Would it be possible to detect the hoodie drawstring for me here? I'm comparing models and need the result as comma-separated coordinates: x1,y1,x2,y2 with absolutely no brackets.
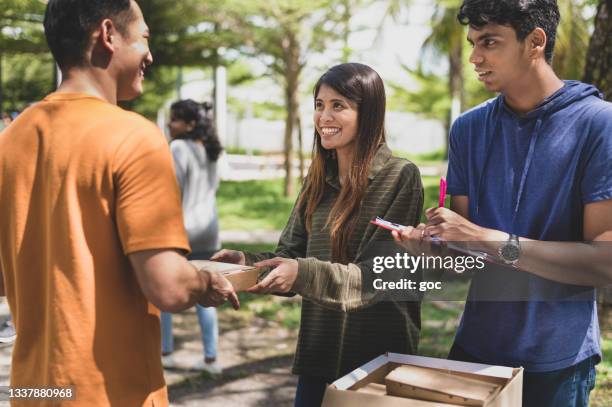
512,118,542,223
474,104,545,229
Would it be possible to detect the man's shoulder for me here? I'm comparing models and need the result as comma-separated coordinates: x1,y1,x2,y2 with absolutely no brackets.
454,96,499,129
98,108,166,152
584,96,612,121
107,108,161,134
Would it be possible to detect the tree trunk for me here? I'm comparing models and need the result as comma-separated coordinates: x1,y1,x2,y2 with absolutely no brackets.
341,0,352,63
297,112,305,182
282,31,301,197
583,0,611,101
446,40,464,157
283,84,296,197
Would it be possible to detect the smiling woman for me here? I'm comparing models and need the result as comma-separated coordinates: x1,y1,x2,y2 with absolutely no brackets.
212,63,424,407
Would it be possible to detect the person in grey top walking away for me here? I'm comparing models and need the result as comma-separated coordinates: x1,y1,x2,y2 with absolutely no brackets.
162,100,224,374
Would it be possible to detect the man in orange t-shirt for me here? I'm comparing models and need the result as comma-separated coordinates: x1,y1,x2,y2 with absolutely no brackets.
0,1,239,406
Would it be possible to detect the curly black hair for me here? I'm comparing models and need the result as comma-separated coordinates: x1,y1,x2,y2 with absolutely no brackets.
170,100,223,162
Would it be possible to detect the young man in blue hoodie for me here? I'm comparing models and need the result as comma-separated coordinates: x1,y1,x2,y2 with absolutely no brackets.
396,0,612,406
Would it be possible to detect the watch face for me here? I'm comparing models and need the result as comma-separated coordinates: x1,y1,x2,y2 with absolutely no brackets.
501,244,520,262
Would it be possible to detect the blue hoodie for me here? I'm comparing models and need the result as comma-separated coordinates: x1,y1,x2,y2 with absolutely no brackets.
446,81,612,372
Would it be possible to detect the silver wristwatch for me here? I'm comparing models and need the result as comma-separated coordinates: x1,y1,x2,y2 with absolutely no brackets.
498,234,520,265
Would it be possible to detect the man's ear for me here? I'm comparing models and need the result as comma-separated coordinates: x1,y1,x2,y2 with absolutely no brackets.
98,18,117,54
528,27,547,60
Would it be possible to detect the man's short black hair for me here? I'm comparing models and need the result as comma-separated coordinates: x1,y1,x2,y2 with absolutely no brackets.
457,0,561,64
44,0,135,69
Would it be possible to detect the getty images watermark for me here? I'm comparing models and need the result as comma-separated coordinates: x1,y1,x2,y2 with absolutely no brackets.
371,253,486,292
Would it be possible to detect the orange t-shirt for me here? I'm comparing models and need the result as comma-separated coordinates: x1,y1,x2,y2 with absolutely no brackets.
0,93,190,406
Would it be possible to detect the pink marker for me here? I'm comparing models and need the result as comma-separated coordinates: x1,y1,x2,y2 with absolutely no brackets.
438,177,447,207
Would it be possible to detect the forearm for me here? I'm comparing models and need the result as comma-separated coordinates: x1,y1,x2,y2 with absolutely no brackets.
517,240,611,286
171,262,212,311
292,257,381,312
130,250,212,312
479,228,612,287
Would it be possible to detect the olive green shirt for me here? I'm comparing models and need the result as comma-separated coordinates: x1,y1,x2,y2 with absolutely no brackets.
245,144,424,379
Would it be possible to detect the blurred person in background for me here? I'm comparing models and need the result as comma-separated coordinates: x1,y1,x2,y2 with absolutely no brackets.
1,112,13,131
161,99,224,374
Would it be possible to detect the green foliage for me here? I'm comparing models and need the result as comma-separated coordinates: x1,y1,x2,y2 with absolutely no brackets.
421,0,463,56
1,52,54,112
227,61,258,86
388,67,451,122
251,100,286,121
554,0,592,80
0,0,46,54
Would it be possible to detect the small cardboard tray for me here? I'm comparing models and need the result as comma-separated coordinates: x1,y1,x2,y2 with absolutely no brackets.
190,260,261,291
385,365,502,406
322,353,523,407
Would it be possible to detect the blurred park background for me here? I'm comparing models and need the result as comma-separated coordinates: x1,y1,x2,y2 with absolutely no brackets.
1,0,611,405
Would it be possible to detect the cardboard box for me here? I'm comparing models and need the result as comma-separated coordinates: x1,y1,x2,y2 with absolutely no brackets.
190,260,261,291
322,353,523,407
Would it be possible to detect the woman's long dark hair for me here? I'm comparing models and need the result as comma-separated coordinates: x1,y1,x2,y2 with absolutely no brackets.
170,99,223,161
298,63,386,263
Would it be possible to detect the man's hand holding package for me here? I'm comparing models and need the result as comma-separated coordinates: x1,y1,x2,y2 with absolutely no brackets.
130,249,240,312
246,257,298,294
197,269,240,310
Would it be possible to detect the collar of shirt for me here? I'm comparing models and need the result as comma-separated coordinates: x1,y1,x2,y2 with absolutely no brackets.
325,143,391,190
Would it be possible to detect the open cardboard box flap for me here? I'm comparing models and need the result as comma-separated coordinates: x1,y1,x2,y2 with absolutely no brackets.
323,353,523,407
190,260,261,291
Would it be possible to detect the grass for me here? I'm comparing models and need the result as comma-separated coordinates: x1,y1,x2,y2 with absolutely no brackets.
217,176,442,231
394,149,447,168
225,146,262,156
217,180,297,231
592,306,612,406
418,302,463,358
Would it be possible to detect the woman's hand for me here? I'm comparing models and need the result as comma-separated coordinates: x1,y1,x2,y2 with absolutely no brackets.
210,249,246,265
246,257,298,294
392,223,432,254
